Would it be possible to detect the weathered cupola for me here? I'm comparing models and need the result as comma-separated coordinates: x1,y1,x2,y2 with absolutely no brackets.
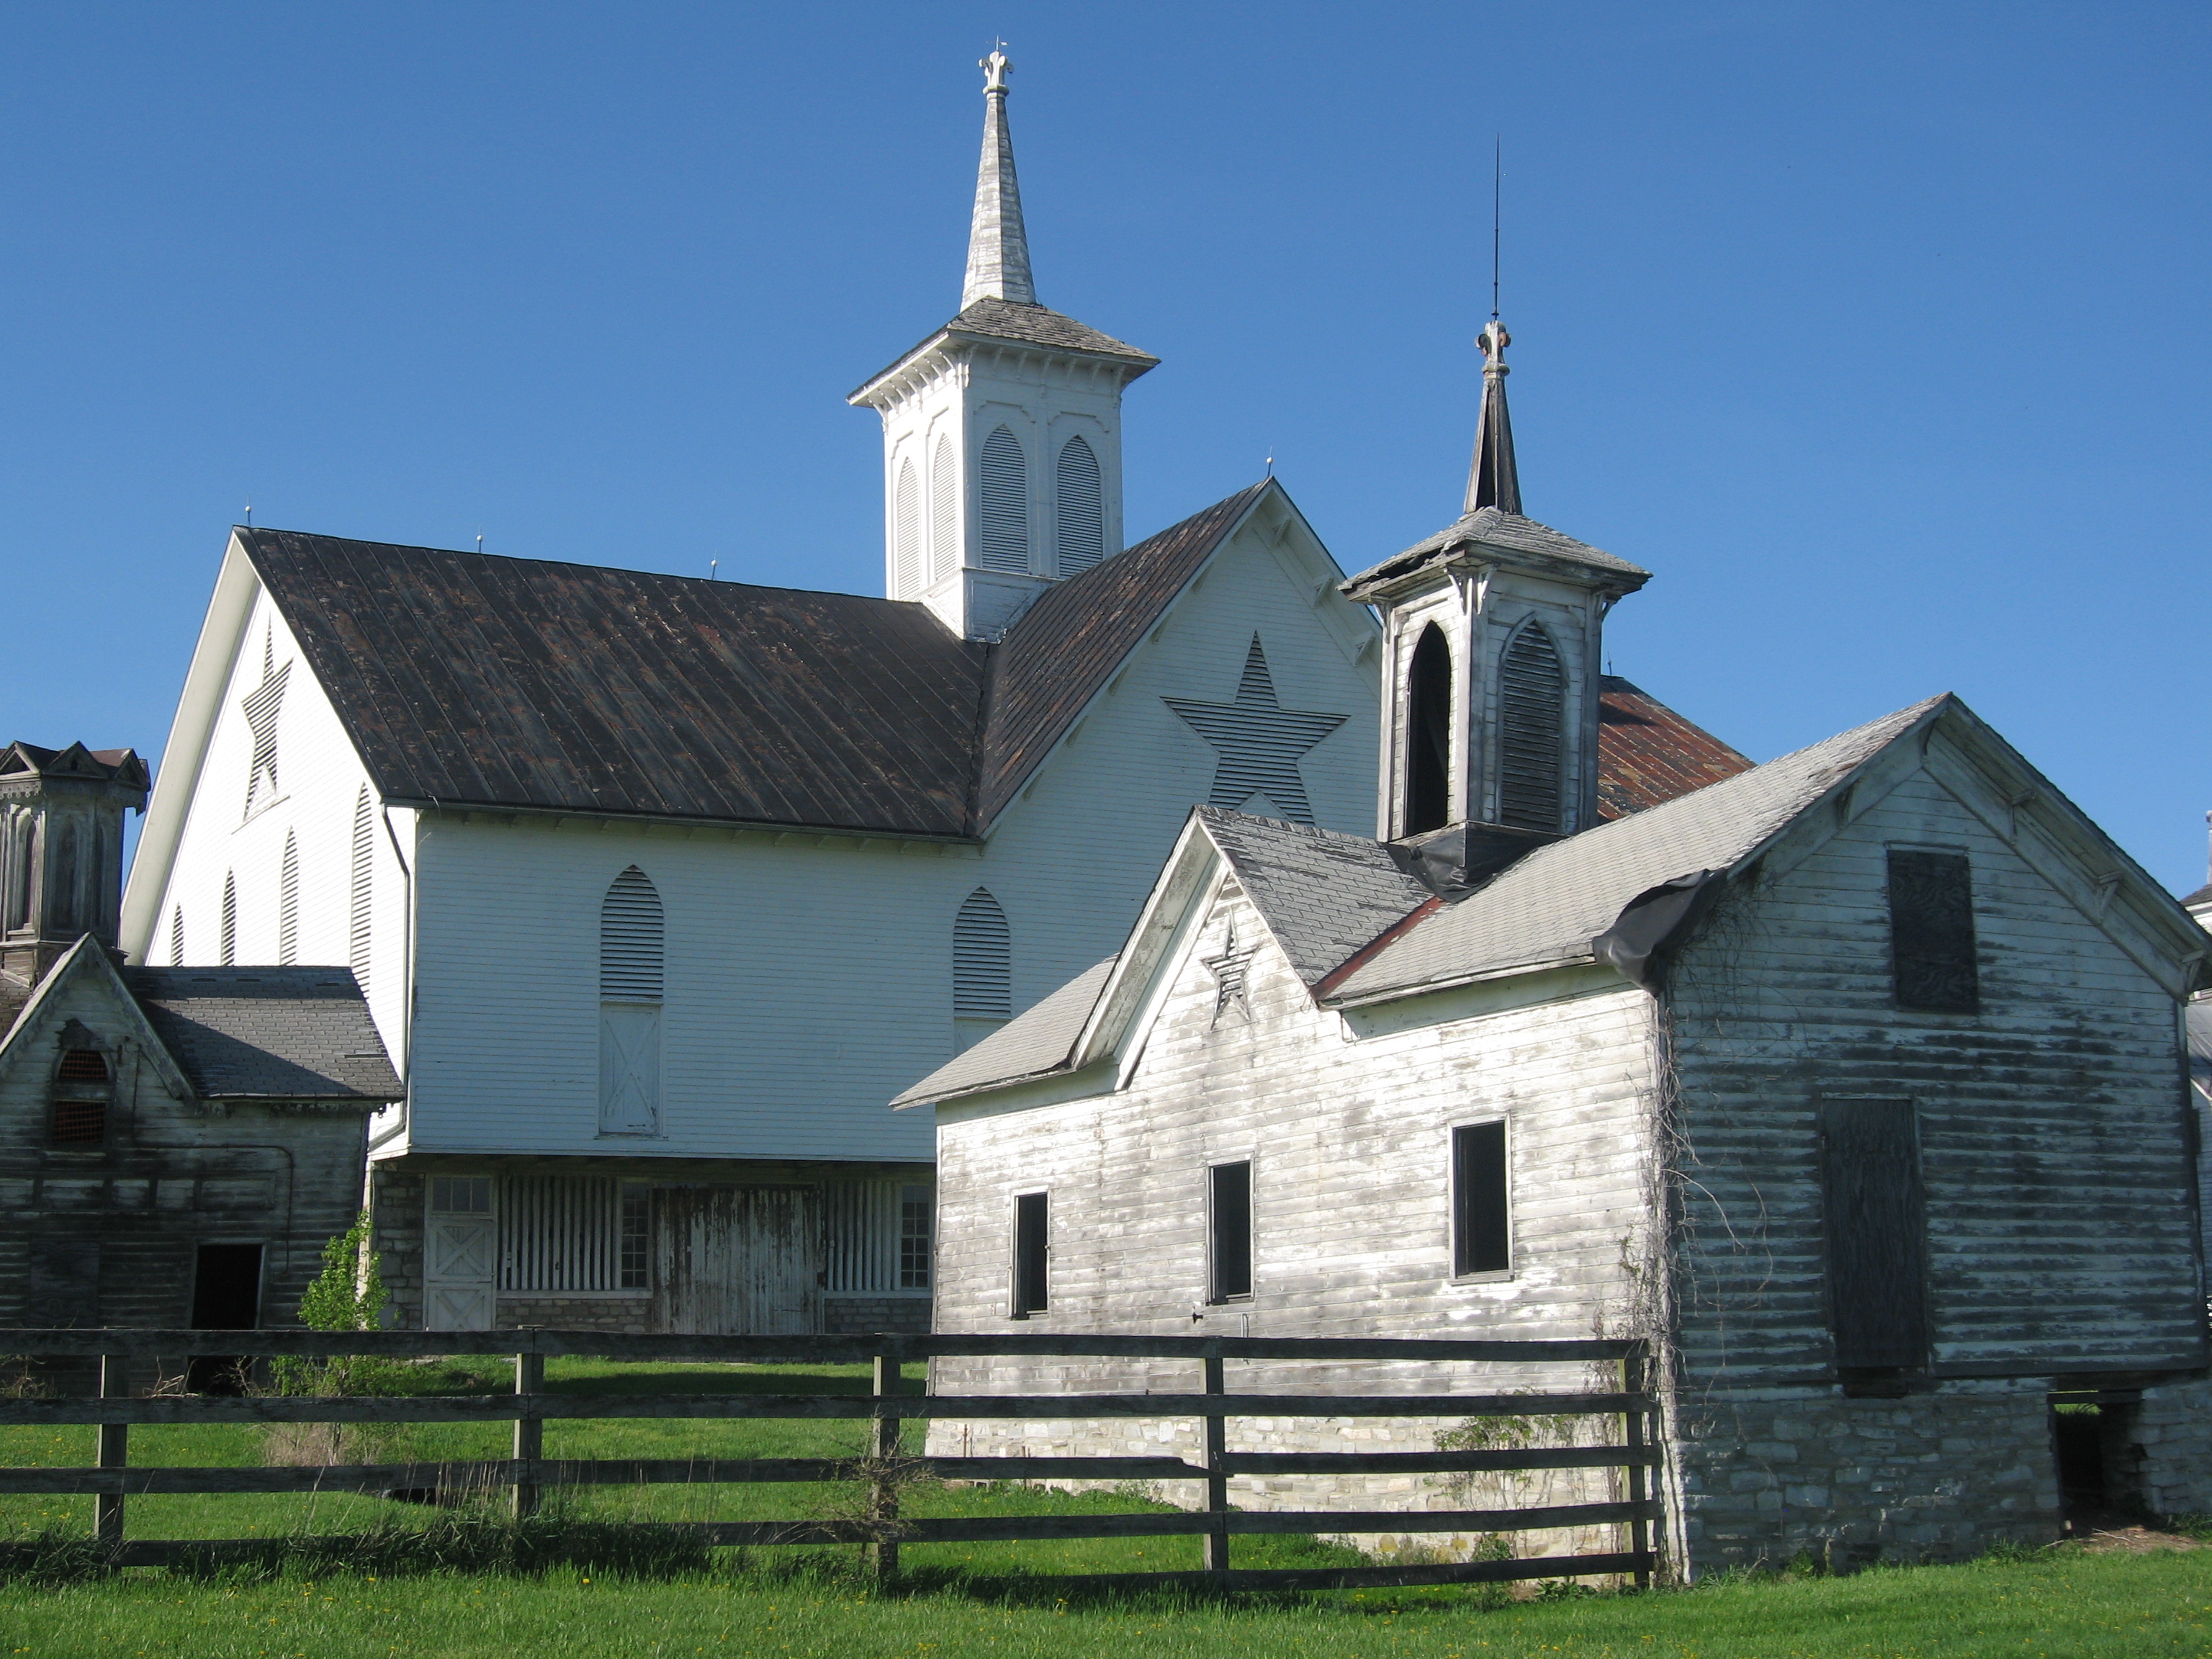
0,741,151,989
1341,321,1650,868
849,51,1159,641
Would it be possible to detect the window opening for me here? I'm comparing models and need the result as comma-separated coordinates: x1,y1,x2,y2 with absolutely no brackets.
278,832,299,966
50,1042,110,1147
1817,1097,1930,1371
1209,1161,1253,1300
930,434,958,580
1887,850,1979,1013
1056,434,1104,573
1012,1191,1048,1316
620,1187,651,1290
501,1174,623,1292
1452,1120,1511,1275
894,458,921,598
349,788,373,994
429,1176,493,1214
1497,624,1566,831
978,425,1029,572
1403,623,1452,835
219,871,237,966
900,1184,933,1290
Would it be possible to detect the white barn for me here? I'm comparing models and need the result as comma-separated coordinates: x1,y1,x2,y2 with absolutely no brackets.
901,322,2212,1572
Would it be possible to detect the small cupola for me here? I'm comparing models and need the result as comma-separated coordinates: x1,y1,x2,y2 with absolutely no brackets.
1341,320,1650,877
0,742,151,989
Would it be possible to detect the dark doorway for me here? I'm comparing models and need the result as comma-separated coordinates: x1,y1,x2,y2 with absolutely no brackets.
1403,624,1452,836
187,1243,262,1393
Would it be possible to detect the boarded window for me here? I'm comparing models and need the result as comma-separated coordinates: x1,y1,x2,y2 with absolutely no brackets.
1887,850,1979,1013
1209,1161,1253,1300
500,1174,622,1292
1452,1120,1511,1275
978,425,1029,572
1012,1191,1048,1316
1404,624,1452,835
1497,624,1566,832
220,871,237,966
349,788,373,994
930,434,958,580
1056,434,1104,573
600,866,665,1136
894,458,922,597
1817,1097,1930,1370
953,888,1011,1020
51,1042,111,1146
900,1184,933,1290
278,832,299,966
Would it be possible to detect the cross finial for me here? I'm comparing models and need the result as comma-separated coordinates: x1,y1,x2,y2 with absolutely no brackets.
981,47,1011,92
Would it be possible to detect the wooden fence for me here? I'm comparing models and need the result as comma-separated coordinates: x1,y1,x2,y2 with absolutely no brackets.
0,1328,1660,1592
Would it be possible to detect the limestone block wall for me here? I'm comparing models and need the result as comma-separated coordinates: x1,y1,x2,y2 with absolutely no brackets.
2125,1380,2212,1519
824,1294,931,1336
368,1166,425,1330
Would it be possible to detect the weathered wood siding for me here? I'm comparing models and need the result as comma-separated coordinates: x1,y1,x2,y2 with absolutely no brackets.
1664,755,2204,1383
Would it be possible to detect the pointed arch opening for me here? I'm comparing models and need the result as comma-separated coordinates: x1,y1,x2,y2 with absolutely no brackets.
930,435,958,581
977,426,1029,572
894,458,921,598
168,904,184,966
349,788,374,994
1498,621,1567,832
953,886,1011,1052
1403,624,1453,837
278,832,300,966
599,866,664,1136
219,871,237,966
1056,434,1103,574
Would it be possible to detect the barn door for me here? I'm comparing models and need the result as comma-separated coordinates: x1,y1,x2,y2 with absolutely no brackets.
652,1185,824,1335
1818,1098,1930,1370
423,1176,496,1331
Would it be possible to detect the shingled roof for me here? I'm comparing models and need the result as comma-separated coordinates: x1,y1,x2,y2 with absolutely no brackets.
124,967,402,1102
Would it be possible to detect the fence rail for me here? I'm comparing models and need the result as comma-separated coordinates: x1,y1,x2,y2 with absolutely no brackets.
0,1328,1660,1593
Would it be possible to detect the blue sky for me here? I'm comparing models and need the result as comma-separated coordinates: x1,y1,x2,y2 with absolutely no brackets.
6,4,2206,889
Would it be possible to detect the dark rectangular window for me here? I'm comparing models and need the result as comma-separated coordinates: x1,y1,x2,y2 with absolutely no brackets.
190,1243,264,1330
899,1185,933,1290
1887,849,1979,1013
1209,1161,1253,1300
1012,1192,1048,1317
1817,1098,1930,1370
49,1100,107,1145
619,1187,650,1290
1452,1120,1511,1276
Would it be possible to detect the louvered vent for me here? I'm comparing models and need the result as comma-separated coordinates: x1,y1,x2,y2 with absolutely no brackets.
931,436,958,580
500,1174,621,1292
240,658,289,818
349,787,373,993
977,426,1029,573
601,866,665,1000
1056,435,1103,574
278,832,300,966
168,906,184,966
953,887,1011,1019
1497,624,1566,832
219,871,237,966
894,459,921,598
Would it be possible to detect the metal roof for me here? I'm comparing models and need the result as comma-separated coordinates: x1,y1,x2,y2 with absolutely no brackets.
123,966,400,1102
1597,678,1755,821
1343,507,1650,596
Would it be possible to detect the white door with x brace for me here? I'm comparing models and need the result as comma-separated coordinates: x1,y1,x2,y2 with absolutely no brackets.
424,1175,496,1331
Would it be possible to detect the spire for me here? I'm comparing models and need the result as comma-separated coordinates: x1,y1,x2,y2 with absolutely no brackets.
1462,318,1522,516
961,49,1036,310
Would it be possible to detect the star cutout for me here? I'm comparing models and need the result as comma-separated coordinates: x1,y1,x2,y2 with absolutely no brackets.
1202,922,1254,1025
239,639,290,817
1164,634,1346,824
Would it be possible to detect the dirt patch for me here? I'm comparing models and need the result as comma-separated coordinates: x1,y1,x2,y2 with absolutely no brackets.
2078,1525,2207,1554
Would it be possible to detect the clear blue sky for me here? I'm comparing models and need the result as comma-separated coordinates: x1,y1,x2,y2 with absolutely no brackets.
6,4,2206,889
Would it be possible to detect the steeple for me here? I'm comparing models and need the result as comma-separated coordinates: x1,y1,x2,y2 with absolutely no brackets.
1463,319,1521,516
961,50,1035,309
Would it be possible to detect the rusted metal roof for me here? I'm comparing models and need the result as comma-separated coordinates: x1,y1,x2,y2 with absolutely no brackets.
243,486,1261,839
1596,678,1755,821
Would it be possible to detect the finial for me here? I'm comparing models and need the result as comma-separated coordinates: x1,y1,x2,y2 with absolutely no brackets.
1462,317,1521,516
1478,319,1510,372
981,46,1011,92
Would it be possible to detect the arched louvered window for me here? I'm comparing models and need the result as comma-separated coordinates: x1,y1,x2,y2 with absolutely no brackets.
219,872,237,966
168,905,184,966
278,832,300,966
349,787,373,994
1497,623,1567,832
930,435,958,580
894,459,921,598
1056,434,1103,574
599,867,664,1136
953,888,1011,1050
977,426,1029,573
1403,624,1453,837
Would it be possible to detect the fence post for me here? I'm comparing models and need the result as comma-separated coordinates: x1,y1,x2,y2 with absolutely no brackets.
513,1346,544,1521
1202,1351,1228,1578
1624,1346,1651,1588
871,1351,901,1583
95,1354,127,1552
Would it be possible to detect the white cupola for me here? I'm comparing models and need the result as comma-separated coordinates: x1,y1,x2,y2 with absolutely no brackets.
849,51,1158,641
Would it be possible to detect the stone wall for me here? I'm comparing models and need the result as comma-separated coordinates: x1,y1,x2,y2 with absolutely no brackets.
494,1295,649,1333
1669,1381,2062,1572
368,1165,424,1330
2122,1380,2212,1520
824,1294,931,1335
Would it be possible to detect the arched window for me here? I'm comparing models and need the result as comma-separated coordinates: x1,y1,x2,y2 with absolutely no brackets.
599,866,664,1135
168,904,184,966
894,458,921,598
977,426,1029,573
219,872,237,966
930,435,958,581
953,887,1011,1051
50,1033,110,1147
278,832,300,966
349,787,373,994
1498,623,1567,832
1056,435,1103,574
1403,624,1453,836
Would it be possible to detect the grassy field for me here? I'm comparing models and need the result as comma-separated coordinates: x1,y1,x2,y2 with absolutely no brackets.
3,1359,2208,1656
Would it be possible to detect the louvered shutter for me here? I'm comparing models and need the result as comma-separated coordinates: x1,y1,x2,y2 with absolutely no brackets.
349,788,373,993
1497,625,1566,832
277,832,299,966
977,426,1029,572
894,459,921,597
953,888,1011,1019
1056,435,1103,573
219,871,237,966
168,905,184,966
600,867,665,1136
600,867,664,999
931,436,958,580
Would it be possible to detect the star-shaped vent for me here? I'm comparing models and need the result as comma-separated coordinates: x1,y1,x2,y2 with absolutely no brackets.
240,648,290,818
1202,922,1254,1025
1164,635,1346,824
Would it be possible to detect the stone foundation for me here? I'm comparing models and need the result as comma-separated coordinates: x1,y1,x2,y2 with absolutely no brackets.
2122,1380,2212,1519
494,1295,650,1333
367,1166,425,1329
824,1294,932,1335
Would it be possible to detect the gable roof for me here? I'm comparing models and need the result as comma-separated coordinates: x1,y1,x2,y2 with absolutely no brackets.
124,967,401,1102
1196,807,1434,986
1597,678,1755,820
238,485,1275,841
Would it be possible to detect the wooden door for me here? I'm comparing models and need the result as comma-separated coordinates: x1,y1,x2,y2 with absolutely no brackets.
424,1180,497,1332
652,1185,824,1334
